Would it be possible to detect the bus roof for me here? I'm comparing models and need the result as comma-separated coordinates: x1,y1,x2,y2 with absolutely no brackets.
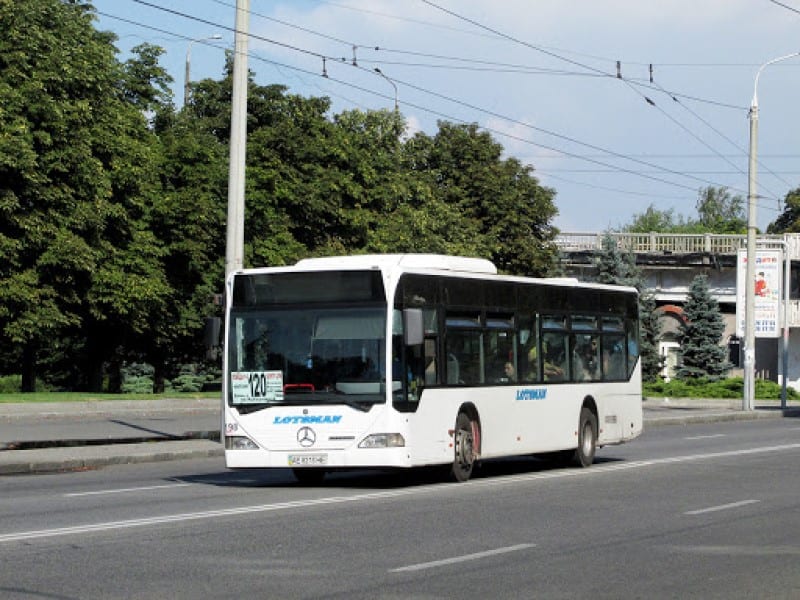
293,254,498,275
237,254,637,295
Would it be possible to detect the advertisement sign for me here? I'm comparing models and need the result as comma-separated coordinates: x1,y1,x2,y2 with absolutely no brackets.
736,249,782,338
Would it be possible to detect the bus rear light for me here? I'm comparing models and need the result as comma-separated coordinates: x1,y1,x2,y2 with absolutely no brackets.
225,436,259,450
359,433,405,448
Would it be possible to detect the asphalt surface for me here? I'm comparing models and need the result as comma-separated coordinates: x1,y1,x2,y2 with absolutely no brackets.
1,396,799,475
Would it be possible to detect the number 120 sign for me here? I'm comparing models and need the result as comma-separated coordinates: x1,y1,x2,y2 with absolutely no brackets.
231,371,284,403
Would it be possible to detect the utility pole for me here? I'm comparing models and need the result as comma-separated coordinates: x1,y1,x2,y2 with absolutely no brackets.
744,52,800,411
225,0,249,279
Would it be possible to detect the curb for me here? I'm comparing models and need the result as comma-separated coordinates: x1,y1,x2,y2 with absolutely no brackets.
0,440,223,475
643,409,795,427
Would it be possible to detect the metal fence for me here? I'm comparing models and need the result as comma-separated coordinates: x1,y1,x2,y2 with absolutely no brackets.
555,232,789,255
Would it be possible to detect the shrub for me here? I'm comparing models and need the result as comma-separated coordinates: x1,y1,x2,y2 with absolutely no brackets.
644,377,800,400
0,375,55,393
120,363,155,394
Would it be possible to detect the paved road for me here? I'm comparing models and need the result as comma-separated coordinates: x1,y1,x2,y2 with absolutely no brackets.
0,397,798,474
2,418,800,598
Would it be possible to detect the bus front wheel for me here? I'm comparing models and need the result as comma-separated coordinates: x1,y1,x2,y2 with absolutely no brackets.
573,407,597,468
450,412,477,482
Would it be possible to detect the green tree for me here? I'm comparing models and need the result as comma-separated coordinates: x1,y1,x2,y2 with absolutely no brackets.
594,233,638,286
767,186,800,233
624,187,745,234
120,42,174,129
144,112,228,390
638,292,662,383
0,0,170,391
676,274,731,380
624,205,682,233
694,186,745,233
404,122,558,275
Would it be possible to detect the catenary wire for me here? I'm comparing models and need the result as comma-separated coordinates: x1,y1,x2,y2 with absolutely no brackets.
104,4,785,214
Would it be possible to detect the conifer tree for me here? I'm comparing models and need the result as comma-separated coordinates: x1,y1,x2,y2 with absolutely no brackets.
677,274,731,380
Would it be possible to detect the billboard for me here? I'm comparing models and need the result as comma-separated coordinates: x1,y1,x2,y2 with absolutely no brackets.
736,249,782,338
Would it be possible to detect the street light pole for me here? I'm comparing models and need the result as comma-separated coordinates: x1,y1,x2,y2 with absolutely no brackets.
374,68,398,111
184,34,222,106
744,52,800,411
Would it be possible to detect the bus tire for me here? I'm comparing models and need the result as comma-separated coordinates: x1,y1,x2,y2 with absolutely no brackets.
292,468,326,485
573,407,597,468
450,412,477,482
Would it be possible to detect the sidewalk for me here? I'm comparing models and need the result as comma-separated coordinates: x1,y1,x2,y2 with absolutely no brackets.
1,397,799,475
0,398,222,475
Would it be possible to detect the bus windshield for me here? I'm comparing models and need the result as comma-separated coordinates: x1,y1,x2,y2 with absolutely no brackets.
228,306,389,411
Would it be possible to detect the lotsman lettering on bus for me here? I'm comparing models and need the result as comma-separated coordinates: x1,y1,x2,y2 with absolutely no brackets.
273,415,343,425
516,388,547,401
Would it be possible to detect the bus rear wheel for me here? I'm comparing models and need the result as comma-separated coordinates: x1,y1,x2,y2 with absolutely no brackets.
450,412,477,482
572,407,597,468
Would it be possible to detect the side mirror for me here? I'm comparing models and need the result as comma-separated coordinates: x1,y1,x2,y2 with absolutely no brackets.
403,309,424,346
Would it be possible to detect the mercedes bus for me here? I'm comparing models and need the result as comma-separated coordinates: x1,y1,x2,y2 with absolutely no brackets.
222,254,642,483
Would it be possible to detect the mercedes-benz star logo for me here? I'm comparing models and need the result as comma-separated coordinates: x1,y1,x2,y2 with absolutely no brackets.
297,426,316,447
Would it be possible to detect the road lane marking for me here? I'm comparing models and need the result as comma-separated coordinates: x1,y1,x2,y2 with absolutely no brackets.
3,442,800,544
684,499,760,515
389,543,535,573
684,434,725,440
64,483,192,497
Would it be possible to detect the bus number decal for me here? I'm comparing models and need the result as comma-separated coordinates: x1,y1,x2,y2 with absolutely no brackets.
232,371,284,403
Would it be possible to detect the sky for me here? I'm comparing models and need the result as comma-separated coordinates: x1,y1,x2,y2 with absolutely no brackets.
91,0,800,233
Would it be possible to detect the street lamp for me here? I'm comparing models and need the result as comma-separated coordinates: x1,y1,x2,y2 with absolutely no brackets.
374,68,398,111
744,52,800,411
184,34,222,106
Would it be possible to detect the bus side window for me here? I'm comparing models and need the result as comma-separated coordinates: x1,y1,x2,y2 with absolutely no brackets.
445,314,482,385
602,334,626,380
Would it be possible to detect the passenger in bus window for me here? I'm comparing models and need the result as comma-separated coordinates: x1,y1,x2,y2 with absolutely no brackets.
525,346,540,381
542,335,566,381
577,337,600,381
602,336,626,379
503,361,516,382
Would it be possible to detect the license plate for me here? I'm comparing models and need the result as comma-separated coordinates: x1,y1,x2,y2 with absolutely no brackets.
288,454,327,466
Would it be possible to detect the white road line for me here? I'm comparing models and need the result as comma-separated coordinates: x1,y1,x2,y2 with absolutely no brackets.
64,483,192,497
684,434,725,441
389,543,535,573
684,499,760,515
4,442,800,544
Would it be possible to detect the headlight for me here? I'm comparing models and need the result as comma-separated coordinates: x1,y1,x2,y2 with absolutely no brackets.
358,433,405,448
225,436,259,450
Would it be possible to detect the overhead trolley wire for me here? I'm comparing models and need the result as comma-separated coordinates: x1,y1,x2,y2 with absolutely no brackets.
112,1,782,211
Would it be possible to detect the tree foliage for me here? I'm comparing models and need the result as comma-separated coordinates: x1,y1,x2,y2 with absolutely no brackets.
0,2,560,391
767,186,800,233
0,0,170,391
624,186,746,234
676,274,731,380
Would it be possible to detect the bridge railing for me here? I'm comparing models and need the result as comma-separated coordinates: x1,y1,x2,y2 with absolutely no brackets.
556,232,788,255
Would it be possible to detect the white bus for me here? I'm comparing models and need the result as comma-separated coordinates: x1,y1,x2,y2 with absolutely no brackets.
222,254,642,483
